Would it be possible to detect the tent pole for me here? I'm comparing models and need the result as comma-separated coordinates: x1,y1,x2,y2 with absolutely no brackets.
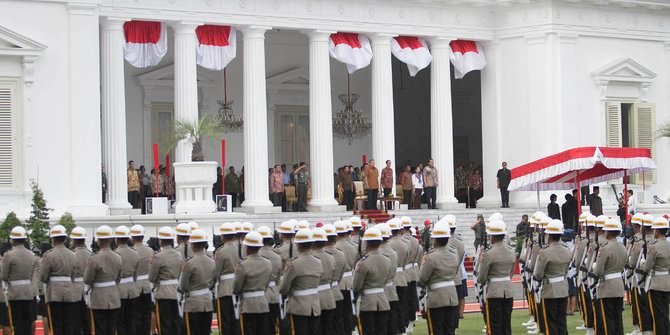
535,183,540,212
624,171,629,226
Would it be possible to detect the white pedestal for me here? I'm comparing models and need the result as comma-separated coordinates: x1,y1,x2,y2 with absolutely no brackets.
216,194,232,213
146,197,169,215
173,161,218,214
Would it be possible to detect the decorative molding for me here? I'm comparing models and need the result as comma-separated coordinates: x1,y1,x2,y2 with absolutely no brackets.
0,26,46,88
266,67,309,92
592,58,657,101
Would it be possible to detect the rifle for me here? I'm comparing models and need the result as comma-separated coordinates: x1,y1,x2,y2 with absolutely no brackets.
587,231,601,300
473,220,488,309
634,225,648,293
578,227,591,289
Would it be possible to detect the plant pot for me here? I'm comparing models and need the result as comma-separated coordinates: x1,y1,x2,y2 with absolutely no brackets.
173,161,218,214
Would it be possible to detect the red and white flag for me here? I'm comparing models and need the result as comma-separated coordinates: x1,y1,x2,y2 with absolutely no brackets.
329,33,373,74
391,36,432,77
196,25,237,71
123,21,167,68
449,40,486,79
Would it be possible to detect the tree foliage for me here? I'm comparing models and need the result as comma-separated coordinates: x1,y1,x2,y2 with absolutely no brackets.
162,115,224,161
0,212,23,242
26,180,51,247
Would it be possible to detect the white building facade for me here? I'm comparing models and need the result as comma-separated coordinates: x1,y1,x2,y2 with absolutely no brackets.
1,0,669,218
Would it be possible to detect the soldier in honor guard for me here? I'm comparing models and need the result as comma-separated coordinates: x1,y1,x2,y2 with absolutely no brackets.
418,220,460,335
589,218,626,335
237,222,254,260
350,217,363,258
335,220,357,335
279,228,323,335
532,219,571,335
273,221,296,269
149,226,184,335
352,227,391,335
625,213,644,335
476,219,516,335
256,226,283,334
213,222,241,335
232,230,273,335
527,215,551,335
131,224,155,335
323,223,346,335
638,216,670,335
70,226,91,335
628,213,654,335
520,214,539,331
444,215,465,327
578,214,599,335
84,225,122,335
573,212,591,332
401,216,422,332
114,225,140,334
0,226,37,335
588,214,609,334
387,219,410,335
175,223,192,260
40,225,78,335
311,228,337,335
375,223,399,335
179,229,215,335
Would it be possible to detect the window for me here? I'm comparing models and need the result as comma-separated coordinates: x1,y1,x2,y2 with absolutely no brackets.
606,101,656,184
0,80,16,188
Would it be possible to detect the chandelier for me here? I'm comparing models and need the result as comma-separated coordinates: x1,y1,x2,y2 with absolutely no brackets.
217,69,243,132
332,74,371,145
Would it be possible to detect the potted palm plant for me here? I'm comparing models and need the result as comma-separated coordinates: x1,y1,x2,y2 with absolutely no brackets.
164,115,224,214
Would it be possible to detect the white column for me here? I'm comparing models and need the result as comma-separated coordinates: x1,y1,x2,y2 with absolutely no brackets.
429,37,459,208
173,22,201,163
240,26,275,212
67,6,108,216
370,34,396,192
306,31,343,211
100,17,131,213
476,40,505,208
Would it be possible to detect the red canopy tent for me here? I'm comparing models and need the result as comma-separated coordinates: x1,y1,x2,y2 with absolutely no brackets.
507,146,656,215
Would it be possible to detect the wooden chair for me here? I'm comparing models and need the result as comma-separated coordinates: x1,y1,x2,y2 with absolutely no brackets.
285,186,297,212
337,184,344,205
353,181,367,212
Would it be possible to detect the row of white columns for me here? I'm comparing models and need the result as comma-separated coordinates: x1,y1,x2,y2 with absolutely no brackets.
100,18,458,213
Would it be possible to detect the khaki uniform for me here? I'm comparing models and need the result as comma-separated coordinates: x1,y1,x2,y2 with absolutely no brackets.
133,242,154,335
1,245,38,335
641,237,670,334
259,246,282,334
84,247,122,335
591,238,626,334
279,251,323,334
116,244,139,334
213,240,240,335
335,237,357,333
73,246,91,334
533,240,571,335
353,249,391,335
149,245,184,335
477,242,516,335
273,240,293,268
180,251,215,335
40,244,78,335
233,253,272,334
418,244,460,333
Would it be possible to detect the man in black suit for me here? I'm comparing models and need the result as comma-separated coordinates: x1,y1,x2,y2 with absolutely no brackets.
496,162,511,208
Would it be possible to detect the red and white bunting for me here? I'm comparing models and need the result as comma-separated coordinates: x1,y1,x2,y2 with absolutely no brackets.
123,21,167,68
449,40,486,79
391,36,432,77
329,33,373,74
196,25,237,71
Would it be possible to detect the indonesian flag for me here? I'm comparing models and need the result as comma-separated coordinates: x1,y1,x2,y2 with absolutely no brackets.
449,40,487,79
123,21,167,68
391,36,432,77
329,33,373,74
196,25,237,71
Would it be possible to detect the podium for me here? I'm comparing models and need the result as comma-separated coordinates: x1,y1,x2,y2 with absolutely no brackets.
216,195,232,213
145,197,169,215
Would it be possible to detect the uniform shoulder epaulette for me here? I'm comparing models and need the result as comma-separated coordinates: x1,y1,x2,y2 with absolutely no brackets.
261,255,270,261
359,254,369,261
289,256,298,262
44,249,53,254
273,243,283,249
649,239,658,245
186,256,193,262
